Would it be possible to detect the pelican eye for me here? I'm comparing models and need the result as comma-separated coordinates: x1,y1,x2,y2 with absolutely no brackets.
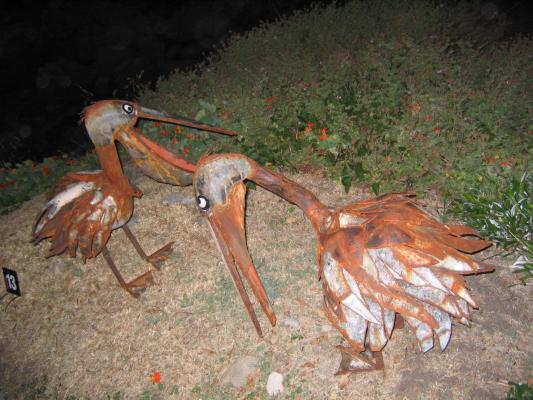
122,103,134,114
196,195,210,211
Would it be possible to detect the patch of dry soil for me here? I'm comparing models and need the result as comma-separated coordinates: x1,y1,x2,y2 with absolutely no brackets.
0,172,531,399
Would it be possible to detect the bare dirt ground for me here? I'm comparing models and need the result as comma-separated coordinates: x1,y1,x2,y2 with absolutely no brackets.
0,172,531,399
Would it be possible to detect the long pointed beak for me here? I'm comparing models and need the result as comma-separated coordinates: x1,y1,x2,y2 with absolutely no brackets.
205,183,276,337
138,106,237,136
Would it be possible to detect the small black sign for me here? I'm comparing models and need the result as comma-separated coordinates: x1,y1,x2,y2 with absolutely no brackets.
3,268,21,296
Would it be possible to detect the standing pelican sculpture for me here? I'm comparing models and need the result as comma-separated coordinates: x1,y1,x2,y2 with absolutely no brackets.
193,153,493,373
33,100,236,297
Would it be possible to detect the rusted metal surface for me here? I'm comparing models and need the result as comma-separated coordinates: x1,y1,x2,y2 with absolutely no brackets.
193,153,493,374
33,100,237,296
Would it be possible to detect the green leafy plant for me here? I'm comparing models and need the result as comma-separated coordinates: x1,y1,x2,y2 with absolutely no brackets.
451,172,532,284
507,381,533,400
1,0,531,229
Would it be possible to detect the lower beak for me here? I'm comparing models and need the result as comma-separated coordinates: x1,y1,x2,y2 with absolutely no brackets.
138,106,237,136
206,183,276,337
129,128,196,173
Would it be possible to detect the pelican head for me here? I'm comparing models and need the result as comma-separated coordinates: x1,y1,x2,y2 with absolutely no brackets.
193,153,329,336
82,100,237,185
194,154,276,336
83,100,236,147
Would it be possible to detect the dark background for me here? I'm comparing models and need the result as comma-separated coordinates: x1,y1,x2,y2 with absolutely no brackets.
0,0,530,164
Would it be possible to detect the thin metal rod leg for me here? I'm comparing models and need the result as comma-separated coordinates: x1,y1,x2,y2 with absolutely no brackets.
102,246,139,298
122,225,173,270
122,225,148,260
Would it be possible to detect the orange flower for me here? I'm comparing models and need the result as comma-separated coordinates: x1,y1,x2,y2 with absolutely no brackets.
174,125,183,134
42,165,50,176
434,127,442,135
151,371,161,384
499,160,512,168
183,147,190,156
408,102,421,114
319,133,330,141
172,136,178,145
161,129,170,137
155,121,161,127
425,114,433,122
265,96,276,103
486,155,499,164
320,127,329,135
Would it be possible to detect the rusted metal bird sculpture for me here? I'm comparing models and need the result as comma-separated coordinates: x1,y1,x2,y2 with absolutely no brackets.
193,153,493,374
33,100,236,297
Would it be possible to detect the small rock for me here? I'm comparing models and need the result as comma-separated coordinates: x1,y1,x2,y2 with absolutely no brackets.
162,192,196,207
220,356,259,389
280,317,300,330
266,371,284,396
285,215,298,224
510,255,530,272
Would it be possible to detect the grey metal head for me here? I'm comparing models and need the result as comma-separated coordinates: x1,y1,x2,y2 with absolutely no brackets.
193,154,252,213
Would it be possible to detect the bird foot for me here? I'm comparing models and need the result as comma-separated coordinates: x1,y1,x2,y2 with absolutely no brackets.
123,271,154,298
335,346,384,375
146,242,174,270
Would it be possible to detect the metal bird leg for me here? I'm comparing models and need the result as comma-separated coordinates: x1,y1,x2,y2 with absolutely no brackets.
100,226,174,297
101,247,153,298
122,225,174,270
335,346,384,375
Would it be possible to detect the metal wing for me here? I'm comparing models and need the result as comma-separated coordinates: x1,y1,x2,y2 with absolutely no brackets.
320,193,492,354
32,171,125,261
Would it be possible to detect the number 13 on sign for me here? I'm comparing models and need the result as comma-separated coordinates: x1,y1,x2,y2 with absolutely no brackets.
3,268,21,296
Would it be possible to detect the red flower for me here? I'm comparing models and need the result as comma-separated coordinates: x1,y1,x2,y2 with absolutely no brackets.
42,165,50,176
408,102,422,114
161,129,170,137
155,121,161,127
425,114,433,122
151,371,161,384
0,181,10,190
319,127,329,135
434,127,442,135
319,133,330,141
307,122,316,128
499,160,512,168
265,96,276,103
172,136,178,145
175,125,183,134
183,147,190,156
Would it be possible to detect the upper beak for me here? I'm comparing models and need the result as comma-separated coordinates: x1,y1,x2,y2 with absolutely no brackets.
204,182,276,337
138,106,237,136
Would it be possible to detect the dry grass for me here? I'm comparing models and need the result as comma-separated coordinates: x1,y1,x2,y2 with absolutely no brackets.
0,173,531,399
